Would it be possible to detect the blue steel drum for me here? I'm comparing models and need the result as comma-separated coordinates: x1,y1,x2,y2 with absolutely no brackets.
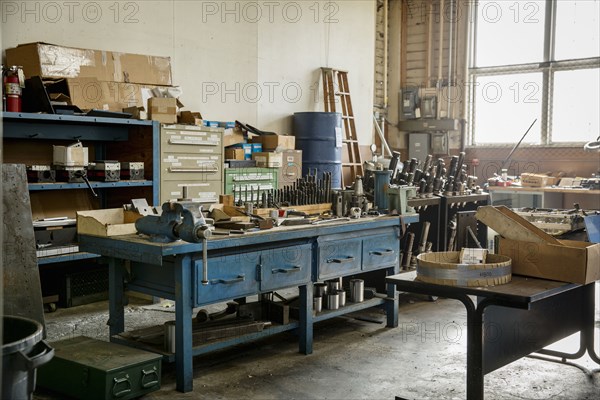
293,112,343,189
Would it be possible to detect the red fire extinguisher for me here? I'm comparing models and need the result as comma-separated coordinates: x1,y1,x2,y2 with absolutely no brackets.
4,66,24,112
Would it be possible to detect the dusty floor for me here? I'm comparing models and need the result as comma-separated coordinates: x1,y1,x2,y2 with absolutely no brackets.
35,289,600,400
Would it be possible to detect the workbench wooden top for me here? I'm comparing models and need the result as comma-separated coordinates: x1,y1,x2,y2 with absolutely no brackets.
79,214,419,265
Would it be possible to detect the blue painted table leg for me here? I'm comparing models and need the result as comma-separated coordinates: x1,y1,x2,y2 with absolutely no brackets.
175,255,194,393
386,266,399,328
299,284,313,354
108,257,125,337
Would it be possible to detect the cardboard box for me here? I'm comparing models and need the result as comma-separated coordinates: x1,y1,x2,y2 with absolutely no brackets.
251,143,262,153
53,144,89,167
178,111,203,126
252,152,283,168
278,150,302,188
497,238,600,284
225,148,246,160
7,42,172,86
477,206,600,284
46,77,147,112
223,126,245,147
520,173,559,187
148,97,177,124
229,143,253,160
77,209,141,237
250,134,295,151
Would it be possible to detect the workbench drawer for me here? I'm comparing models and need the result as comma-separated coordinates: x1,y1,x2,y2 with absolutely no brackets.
260,244,312,291
161,126,222,154
317,237,362,280
194,251,260,306
362,233,400,271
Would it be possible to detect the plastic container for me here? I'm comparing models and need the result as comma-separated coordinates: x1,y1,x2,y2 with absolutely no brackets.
2,315,54,400
293,112,343,189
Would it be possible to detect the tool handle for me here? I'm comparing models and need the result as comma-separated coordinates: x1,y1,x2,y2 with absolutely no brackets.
327,256,356,264
211,275,245,285
369,249,395,256
272,266,301,274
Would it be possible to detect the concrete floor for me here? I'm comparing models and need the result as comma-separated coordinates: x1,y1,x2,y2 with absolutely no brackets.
35,291,599,400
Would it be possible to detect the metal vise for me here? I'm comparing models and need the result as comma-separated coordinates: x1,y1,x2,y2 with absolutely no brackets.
135,202,212,243
387,185,417,215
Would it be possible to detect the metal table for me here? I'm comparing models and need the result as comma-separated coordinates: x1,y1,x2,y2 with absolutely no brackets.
80,215,418,392
386,272,600,400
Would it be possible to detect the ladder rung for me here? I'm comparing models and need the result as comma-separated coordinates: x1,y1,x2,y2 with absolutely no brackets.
335,92,350,96
342,139,358,143
342,163,363,166
341,116,354,120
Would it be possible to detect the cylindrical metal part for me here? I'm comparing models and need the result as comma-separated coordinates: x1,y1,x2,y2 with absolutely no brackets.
337,290,346,307
373,170,391,210
164,321,176,353
314,283,328,297
326,279,341,293
313,297,322,314
349,279,364,303
326,293,339,310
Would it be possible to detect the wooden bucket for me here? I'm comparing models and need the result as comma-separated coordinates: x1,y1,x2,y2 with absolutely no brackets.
416,252,512,287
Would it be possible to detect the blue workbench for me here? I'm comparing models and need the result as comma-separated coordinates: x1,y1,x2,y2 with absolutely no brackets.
79,215,418,392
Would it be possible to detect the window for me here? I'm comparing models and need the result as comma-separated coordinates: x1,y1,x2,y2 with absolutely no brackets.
468,0,600,145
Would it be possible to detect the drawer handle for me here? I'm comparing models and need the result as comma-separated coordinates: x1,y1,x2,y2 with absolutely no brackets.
272,266,301,274
370,249,395,256
169,139,218,146
211,275,245,285
169,167,218,173
112,376,132,398
141,367,159,388
327,256,355,264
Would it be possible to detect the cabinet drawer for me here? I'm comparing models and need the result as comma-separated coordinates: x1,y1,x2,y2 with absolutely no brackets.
317,238,362,280
362,234,399,271
161,181,222,204
260,244,312,291
161,126,222,154
194,251,260,306
161,153,222,181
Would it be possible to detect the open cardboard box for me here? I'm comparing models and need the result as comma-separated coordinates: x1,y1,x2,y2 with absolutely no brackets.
477,206,600,284
77,209,142,237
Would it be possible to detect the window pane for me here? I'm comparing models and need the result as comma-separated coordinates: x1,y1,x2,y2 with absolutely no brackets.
555,0,600,60
475,1,546,67
473,73,543,144
552,69,600,142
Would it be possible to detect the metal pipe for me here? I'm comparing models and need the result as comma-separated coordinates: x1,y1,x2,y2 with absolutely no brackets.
438,0,445,86
373,114,393,156
447,0,454,117
201,237,209,285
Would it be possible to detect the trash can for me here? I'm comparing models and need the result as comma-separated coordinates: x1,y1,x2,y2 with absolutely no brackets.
2,315,54,400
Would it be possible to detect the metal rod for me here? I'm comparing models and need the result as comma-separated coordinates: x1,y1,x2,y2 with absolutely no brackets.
501,119,537,171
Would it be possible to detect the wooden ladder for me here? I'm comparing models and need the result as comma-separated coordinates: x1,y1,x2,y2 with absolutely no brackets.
321,67,364,187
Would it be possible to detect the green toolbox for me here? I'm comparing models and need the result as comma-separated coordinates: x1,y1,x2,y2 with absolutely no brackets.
37,336,162,400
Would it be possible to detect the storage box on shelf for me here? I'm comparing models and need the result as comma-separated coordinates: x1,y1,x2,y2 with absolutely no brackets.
160,124,224,204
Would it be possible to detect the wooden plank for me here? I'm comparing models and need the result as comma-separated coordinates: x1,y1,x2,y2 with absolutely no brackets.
2,164,46,331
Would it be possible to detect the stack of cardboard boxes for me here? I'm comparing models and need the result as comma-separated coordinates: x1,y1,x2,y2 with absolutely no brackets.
6,42,176,118
224,129,302,190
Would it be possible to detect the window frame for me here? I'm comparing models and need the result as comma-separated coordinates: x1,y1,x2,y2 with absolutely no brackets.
466,0,600,147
